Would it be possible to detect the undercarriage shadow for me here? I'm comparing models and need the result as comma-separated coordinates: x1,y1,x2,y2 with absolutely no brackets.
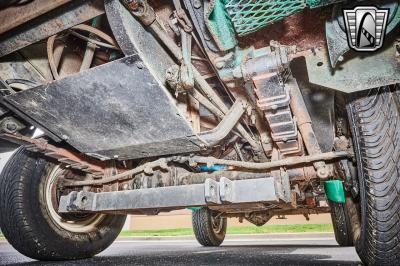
7,244,361,266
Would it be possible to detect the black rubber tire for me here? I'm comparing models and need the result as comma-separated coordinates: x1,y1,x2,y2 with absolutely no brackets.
192,208,227,247
329,195,360,247
330,201,353,246
347,85,400,265
0,148,126,261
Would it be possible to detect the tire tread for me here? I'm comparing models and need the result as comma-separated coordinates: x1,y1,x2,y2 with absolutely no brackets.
192,208,226,247
348,85,400,265
0,148,126,260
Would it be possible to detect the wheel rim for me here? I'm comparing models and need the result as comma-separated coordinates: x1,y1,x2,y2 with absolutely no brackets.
210,212,224,235
44,165,105,233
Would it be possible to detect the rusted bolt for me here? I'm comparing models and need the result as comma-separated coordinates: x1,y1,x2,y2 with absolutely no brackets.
215,61,225,69
123,0,140,11
317,166,329,179
5,122,17,132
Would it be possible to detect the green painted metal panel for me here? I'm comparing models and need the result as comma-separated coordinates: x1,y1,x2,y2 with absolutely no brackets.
206,0,237,51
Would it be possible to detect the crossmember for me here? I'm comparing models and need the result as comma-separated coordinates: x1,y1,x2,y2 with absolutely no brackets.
58,177,279,214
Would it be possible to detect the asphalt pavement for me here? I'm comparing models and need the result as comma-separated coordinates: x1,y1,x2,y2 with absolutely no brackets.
0,233,362,266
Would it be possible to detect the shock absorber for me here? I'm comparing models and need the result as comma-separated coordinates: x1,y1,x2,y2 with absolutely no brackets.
287,78,330,178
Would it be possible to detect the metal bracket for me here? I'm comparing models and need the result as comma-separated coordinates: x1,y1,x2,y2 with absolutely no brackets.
204,178,220,204
60,191,95,212
219,177,233,203
220,176,279,204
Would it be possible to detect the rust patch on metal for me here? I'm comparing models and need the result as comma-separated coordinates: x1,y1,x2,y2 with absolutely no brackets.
0,0,72,34
238,8,331,51
0,0,105,57
0,133,106,176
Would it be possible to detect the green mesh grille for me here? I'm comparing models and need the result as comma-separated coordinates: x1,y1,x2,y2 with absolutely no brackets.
224,0,306,36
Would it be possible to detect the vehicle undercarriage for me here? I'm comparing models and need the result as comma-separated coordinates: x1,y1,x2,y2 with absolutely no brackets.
0,0,399,265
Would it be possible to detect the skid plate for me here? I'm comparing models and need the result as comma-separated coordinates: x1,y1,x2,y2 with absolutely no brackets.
2,55,204,160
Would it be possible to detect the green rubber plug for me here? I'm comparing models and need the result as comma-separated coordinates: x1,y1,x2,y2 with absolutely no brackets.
324,180,346,203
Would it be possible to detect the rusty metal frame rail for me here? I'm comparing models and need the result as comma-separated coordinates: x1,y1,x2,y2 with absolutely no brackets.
0,0,104,57
0,133,105,176
0,0,72,35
